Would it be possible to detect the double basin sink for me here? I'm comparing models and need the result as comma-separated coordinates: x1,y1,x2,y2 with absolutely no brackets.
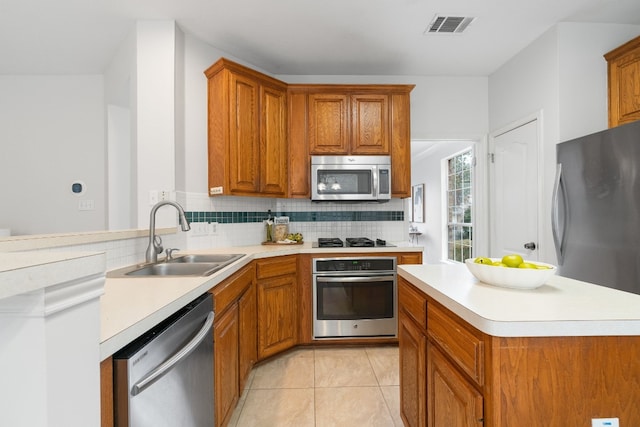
108,253,245,278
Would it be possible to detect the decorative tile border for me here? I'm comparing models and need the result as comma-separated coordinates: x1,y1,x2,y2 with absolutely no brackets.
185,211,404,224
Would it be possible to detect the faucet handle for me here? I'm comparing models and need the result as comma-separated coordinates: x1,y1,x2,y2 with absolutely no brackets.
154,235,163,254
165,248,179,261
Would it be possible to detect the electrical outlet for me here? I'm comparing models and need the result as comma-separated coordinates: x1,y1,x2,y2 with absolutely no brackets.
592,418,619,427
190,223,205,236
159,190,171,201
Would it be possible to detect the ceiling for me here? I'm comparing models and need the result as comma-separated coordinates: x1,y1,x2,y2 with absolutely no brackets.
1,0,639,77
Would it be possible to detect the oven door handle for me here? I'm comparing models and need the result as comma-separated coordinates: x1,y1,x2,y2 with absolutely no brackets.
316,275,395,283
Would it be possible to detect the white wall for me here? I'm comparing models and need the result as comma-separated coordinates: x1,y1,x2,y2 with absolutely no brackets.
135,21,179,228
104,26,136,230
0,75,105,235
488,22,640,264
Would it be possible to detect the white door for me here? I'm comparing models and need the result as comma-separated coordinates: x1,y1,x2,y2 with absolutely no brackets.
489,119,540,261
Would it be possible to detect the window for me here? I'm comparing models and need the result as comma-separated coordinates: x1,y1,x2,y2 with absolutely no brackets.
446,149,473,262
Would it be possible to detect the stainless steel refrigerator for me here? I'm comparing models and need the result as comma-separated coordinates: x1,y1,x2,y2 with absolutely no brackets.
553,119,640,295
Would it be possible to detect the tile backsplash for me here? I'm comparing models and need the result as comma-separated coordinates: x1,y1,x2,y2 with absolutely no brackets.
181,193,409,250
8,193,412,272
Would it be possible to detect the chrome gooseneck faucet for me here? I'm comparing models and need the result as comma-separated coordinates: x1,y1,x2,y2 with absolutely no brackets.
145,200,191,264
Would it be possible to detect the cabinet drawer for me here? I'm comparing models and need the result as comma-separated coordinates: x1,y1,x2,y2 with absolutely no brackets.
256,255,296,279
398,278,427,329
427,304,484,385
211,264,254,314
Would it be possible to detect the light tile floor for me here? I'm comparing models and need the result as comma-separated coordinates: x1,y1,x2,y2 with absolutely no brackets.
228,346,403,427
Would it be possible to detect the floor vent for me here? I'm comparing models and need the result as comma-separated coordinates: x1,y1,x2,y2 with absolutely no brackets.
425,15,475,34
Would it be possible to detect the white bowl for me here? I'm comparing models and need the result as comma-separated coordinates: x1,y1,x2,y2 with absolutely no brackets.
464,258,557,290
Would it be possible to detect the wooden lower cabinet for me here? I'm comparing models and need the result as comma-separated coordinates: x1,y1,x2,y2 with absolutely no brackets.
427,342,483,427
256,256,298,359
399,276,640,427
399,313,427,427
238,281,257,392
210,263,256,427
399,252,422,265
213,304,239,427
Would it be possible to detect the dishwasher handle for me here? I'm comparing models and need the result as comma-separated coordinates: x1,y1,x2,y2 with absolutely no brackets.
131,311,214,396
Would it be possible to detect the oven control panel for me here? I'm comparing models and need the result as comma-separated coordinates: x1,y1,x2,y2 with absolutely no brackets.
313,257,396,273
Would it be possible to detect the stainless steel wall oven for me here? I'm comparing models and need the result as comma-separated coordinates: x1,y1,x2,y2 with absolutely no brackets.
312,257,397,339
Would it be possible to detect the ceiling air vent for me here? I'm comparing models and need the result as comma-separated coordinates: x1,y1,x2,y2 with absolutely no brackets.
424,15,475,34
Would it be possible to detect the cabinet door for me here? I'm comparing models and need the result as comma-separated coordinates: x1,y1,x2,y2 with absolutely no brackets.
351,93,390,154
238,282,257,392
427,343,483,427
260,84,288,195
229,72,260,193
257,274,298,359
288,90,310,197
605,36,640,128
308,93,349,154
391,92,412,197
399,252,423,265
214,304,239,427
399,313,427,427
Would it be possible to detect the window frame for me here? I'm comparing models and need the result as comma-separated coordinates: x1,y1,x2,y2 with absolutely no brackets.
443,148,474,263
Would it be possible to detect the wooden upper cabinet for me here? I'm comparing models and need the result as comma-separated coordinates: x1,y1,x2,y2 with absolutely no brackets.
205,58,288,197
391,93,412,198
288,90,310,198
229,72,260,194
205,59,414,199
605,35,640,128
307,89,394,156
260,84,288,195
351,93,390,154
308,93,350,154
297,84,414,198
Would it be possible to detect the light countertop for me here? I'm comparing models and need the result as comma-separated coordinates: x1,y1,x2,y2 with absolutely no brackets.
99,243,422,360
398,263,640,338
0,251,105,300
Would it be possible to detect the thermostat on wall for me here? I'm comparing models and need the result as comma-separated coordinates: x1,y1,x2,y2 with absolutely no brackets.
71,181,86,196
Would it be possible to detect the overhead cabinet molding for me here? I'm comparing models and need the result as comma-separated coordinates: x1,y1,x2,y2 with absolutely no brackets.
205,58,414,199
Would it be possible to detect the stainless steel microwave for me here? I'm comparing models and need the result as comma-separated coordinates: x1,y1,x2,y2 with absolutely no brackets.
311,155,391,202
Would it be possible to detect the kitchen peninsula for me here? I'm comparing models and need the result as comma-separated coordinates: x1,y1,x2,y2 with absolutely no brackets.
397,263,640,427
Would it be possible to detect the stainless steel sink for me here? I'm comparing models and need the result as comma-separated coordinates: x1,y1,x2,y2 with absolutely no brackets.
167,254,245,264
107,253,246,277
124,262,223,277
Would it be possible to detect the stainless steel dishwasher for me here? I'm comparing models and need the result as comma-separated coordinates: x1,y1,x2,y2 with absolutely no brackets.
113,293,214,427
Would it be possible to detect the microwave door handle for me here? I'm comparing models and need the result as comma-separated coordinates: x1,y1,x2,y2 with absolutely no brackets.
316,275,395,283
373,166,379,198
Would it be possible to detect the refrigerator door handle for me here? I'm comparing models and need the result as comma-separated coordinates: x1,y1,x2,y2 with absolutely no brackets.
551,163,568,264
131,311,214,396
